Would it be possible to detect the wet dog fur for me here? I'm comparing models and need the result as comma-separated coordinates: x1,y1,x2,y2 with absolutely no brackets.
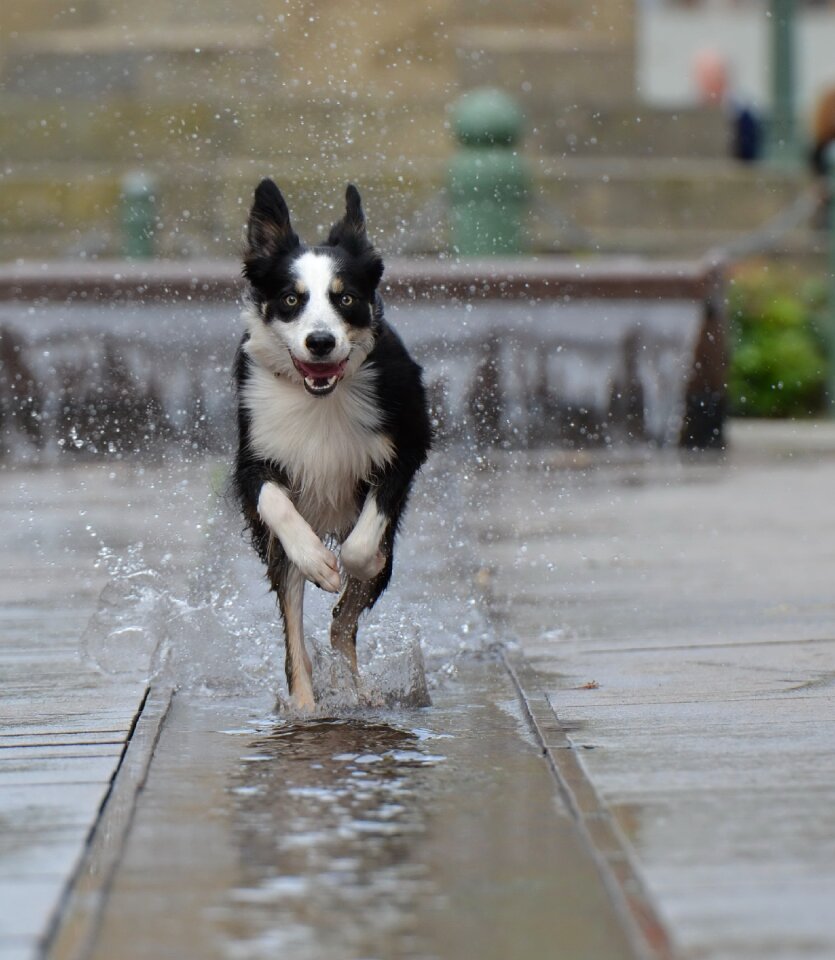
233,180,431,709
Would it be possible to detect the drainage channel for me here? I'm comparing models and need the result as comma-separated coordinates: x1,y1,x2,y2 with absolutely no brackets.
48,655,642,960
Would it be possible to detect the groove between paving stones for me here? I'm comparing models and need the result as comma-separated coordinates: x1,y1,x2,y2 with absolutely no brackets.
501,647,676,960
43,686,174,960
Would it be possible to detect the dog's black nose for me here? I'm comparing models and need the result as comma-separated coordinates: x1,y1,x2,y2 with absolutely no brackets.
305,332,336,357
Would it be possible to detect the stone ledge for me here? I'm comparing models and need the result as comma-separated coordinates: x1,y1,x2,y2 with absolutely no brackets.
0,256,720,304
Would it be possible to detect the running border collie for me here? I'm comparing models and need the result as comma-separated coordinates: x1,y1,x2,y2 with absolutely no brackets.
233,180,431,710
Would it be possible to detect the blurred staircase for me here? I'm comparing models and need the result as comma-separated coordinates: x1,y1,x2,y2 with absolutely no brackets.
0,0,816,260
453,0,813,257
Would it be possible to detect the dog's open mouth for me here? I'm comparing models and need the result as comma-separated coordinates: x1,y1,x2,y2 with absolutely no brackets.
292,356,348,396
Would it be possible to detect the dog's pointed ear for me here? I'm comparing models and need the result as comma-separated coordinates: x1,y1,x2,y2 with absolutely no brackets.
327,184,369,248
246,178,299,259
344,184,366,234
326,184,383,291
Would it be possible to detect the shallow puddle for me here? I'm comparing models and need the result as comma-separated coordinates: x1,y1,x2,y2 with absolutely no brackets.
86,658,635,960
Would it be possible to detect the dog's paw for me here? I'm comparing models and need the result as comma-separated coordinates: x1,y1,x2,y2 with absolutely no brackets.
286,534,341,593
340,536,386,581
290,682,316,712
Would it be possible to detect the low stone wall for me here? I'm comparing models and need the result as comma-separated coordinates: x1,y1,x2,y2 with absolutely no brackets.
0,257,726,460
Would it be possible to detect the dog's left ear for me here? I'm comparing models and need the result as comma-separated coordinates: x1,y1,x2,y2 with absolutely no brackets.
343,184,365,232
326,185,383,289
327,184,370,249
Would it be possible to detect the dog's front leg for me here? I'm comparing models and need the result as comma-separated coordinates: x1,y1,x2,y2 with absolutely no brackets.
331,575,382,674
258,481,341,593
276,563,315,711
340,492,388,582
341,455,422,581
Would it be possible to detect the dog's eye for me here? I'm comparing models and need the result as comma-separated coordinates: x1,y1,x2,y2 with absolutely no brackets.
283,293,299,308
340,294,354,307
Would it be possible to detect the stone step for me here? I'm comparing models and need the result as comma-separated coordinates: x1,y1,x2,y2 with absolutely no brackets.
0,156,809,261
1,0,101,34
2,25,279,100
4,220,822,264
0,161,445,261
0,94,452,165
536,157,803,233
529,103,728,159
92,0,279,27
454,0,584,30
0,92,728,165
456,27,635,108
532,223,828,261
1,9,456,102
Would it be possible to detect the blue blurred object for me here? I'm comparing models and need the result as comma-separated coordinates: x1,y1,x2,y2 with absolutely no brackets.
732,104,764,163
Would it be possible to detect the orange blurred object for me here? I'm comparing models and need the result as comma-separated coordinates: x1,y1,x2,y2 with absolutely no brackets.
693,48,729,105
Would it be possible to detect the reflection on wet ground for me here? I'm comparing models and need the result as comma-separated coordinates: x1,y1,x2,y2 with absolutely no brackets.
88,658,635,960
225,719,441,958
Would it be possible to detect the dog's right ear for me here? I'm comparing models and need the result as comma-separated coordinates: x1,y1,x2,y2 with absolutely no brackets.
245,179,299,261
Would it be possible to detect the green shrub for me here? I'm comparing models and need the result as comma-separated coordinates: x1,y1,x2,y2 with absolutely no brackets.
728,270,828,418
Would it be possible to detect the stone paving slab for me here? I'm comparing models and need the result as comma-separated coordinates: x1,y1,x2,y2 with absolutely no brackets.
0,784,112,831
0,462,209,960
0,881,68,940
0,733,127,749
0,745,123,761
1,829,90,880
0,760,124,788
545,639,835,707
0,944,35,960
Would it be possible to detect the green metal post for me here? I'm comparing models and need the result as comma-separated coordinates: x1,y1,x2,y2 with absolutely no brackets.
121,171,156,259
828,143,835,414
769,0,799,166
449,88,530,256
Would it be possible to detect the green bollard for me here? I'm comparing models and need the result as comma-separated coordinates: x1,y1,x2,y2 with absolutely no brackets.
121,171,157,259
827,143,835,414
768,0,800,166
449,88,530,256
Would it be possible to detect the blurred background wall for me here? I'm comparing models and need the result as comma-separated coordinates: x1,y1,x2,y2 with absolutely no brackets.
0,0,833,261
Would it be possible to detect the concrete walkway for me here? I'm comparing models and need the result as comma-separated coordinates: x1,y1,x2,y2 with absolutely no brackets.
472,420,835,960
3,421,835,959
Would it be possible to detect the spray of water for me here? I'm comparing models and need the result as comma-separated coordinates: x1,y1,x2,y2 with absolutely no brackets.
81,453,496,712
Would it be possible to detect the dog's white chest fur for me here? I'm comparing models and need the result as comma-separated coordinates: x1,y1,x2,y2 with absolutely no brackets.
242,361,393,532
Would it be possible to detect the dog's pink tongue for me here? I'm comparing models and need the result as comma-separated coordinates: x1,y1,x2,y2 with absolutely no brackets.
295,359,347,379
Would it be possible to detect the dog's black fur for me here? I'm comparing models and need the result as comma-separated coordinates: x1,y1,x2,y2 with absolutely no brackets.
233,180,431,708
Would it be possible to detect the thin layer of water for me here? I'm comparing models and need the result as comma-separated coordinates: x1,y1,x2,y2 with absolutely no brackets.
87,659,636,960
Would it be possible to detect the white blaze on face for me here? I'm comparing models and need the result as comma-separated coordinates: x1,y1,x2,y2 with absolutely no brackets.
244,248,376,391
290,251,349,363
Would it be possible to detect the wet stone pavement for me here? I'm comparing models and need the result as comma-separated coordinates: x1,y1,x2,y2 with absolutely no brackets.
2,421,835,959
0,461,207,960
473,421,835,960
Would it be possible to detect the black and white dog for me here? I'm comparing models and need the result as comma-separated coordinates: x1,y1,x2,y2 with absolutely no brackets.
234,180,431,710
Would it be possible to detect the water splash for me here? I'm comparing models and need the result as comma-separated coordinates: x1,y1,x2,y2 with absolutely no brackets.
81,454,491,710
